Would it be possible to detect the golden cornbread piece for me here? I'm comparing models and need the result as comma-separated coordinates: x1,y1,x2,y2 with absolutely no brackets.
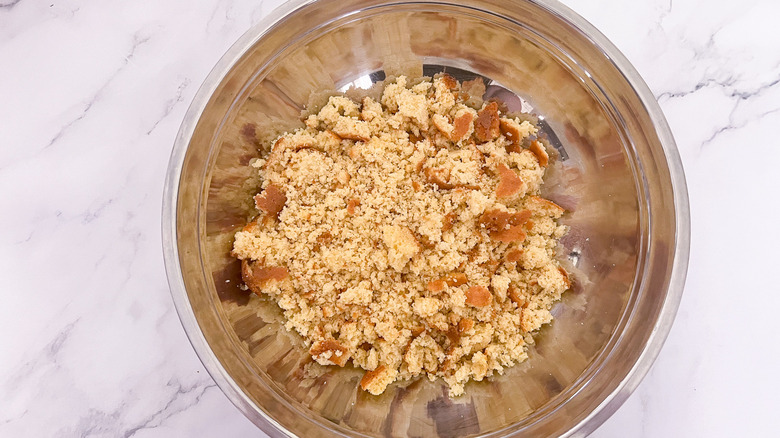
232,75,570,396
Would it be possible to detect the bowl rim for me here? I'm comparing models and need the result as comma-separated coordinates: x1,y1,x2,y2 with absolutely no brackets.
162,0,691,436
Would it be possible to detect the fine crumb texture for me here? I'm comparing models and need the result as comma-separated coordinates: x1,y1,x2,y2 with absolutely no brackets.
232,75,571,396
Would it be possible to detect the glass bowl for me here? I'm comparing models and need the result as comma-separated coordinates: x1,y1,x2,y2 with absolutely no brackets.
162,0,690,436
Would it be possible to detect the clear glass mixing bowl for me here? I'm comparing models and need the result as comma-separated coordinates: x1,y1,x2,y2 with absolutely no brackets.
162,0,690,436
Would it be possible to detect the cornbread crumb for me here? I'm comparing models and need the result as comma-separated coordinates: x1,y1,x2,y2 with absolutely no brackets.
360,365,398,395
382,225,420,271
233,75,570,396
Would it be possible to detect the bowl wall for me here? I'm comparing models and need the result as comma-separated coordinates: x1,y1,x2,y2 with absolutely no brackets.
164,1,689,436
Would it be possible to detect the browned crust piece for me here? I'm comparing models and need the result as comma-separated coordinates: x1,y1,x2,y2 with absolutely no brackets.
495,163,523,199
478,209,532,243
360,365,384,390
528,140,549,167
253,184,287,218
241,259,289,295
451,112,473,142
474,102,500,143
499,119,521,153
310,339,350,367
465,286,492,307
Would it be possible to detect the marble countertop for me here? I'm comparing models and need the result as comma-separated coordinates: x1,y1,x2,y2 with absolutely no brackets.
2,0,778,436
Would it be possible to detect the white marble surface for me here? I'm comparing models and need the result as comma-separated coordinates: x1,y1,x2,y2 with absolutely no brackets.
1,0,778,436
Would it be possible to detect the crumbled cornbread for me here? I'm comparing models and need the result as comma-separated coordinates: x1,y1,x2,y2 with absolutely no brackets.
232,75,570,396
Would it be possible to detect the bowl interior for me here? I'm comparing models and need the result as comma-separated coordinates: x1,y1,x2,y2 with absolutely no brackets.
171,1,682,436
